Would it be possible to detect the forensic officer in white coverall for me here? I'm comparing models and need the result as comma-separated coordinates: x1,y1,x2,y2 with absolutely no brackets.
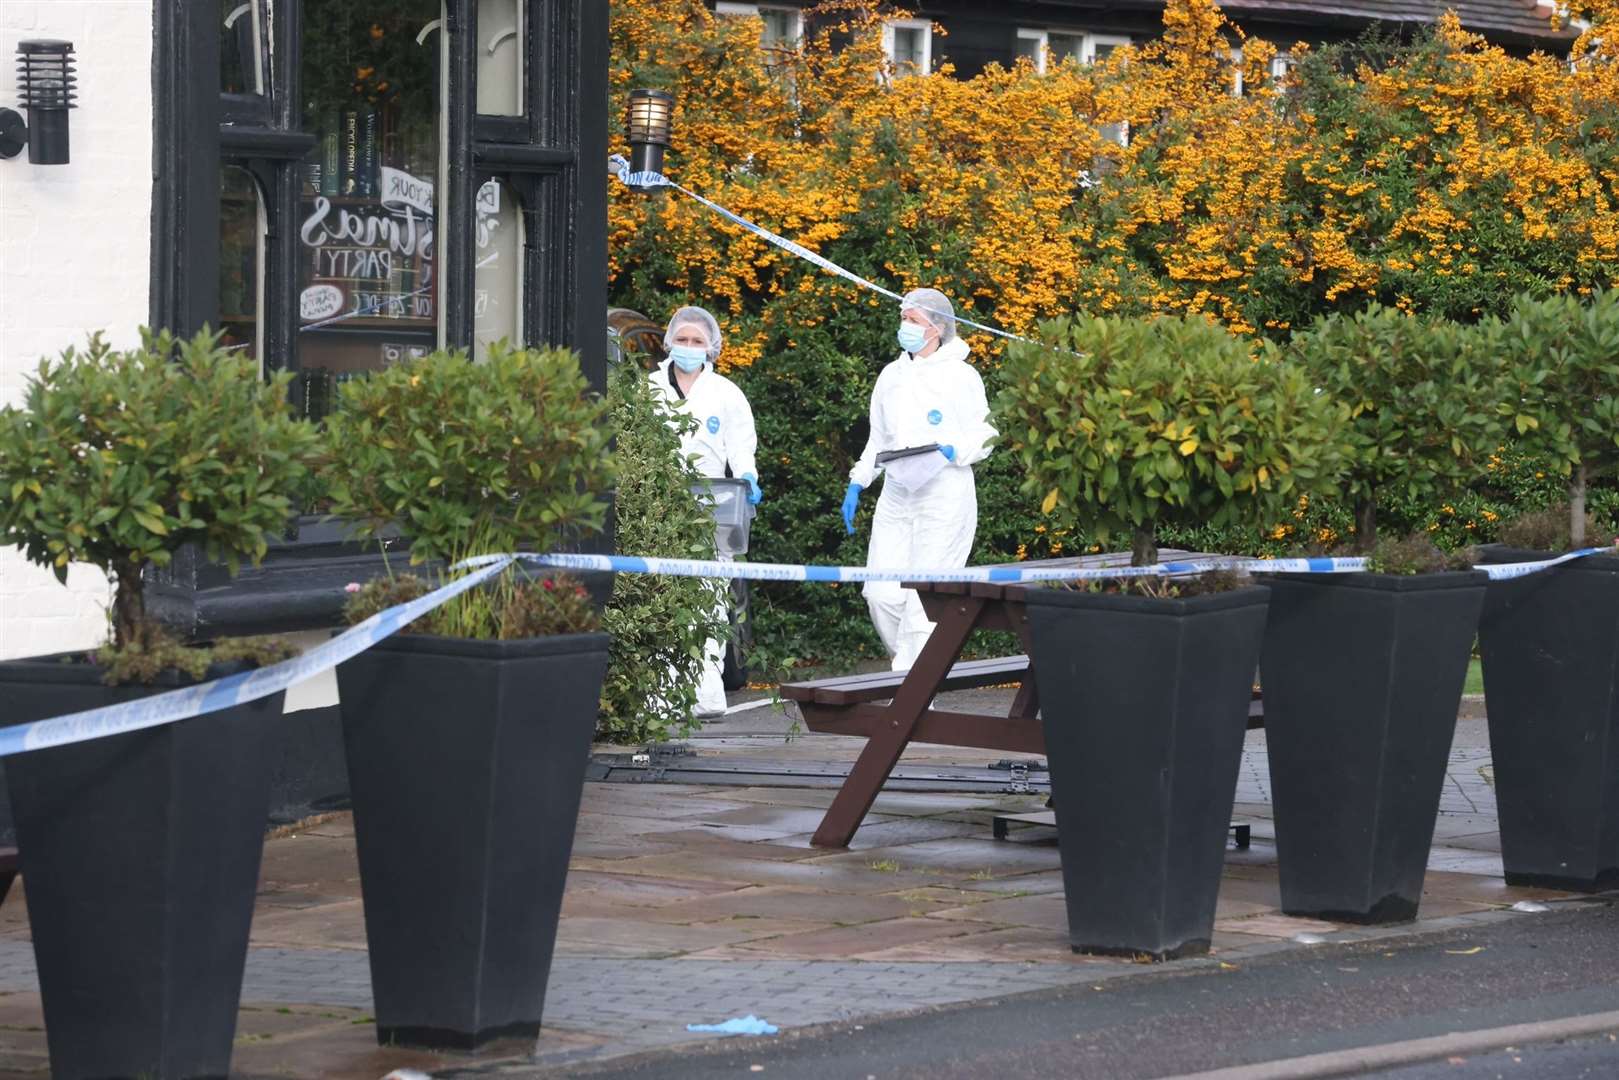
649,306,761,716
841,289,997,670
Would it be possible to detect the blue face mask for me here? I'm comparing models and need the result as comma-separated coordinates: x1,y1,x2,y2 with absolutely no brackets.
897,322,930,354
669,344,708,372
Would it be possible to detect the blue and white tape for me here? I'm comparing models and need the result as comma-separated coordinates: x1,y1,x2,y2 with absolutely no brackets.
610,156,1039,350
505,548,1612,583
0,555,516,759
505,551,1373,584
3,545,1610,758
1463,546,1613,581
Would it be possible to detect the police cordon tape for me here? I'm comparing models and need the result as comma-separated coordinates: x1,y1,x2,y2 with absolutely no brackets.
0,555,518,760
0,545,1611,759
480,547,1612,584
608,156,1044,351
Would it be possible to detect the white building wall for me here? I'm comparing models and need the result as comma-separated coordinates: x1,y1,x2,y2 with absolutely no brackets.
0,1,154,659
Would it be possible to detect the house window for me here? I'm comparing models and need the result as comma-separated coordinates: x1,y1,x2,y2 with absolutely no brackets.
1014,28,1045,68
1083,34,1130,64
884,18,932,75
1231,46,1245,96
1271,52,1297,82
716,2,803,51
1015,29,1127,73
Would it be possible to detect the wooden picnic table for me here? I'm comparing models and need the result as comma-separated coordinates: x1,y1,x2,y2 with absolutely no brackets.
780,550,1262,849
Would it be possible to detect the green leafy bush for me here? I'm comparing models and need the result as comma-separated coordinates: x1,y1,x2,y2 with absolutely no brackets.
1497,290,1619,548
0,329,318,662
323,343,611,564
322,343,613,639
597,363,728,743
997,314,1347,566
1280,307,1506,551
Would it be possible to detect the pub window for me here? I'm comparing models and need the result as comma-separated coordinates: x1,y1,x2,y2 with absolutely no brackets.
296,0,442,401
220,0,269,96
477,0,523,116
473,175,523,354
219,165,267,367
204,0,599,426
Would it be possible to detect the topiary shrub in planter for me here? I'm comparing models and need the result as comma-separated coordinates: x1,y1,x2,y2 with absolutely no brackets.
1475,290,1619,889
322,342,613,1050
998,314,1343,959
597,362,727,744
0,329,317,1079
1263,309,1501,923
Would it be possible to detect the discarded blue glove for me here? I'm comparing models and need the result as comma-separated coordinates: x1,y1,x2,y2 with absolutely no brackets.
686,1015,779,1036
939,444,956,463
842,482,863,535
742,472,762,505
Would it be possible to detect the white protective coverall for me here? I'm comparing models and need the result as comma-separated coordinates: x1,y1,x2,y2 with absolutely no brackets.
648,357,759,715
850,335,997,669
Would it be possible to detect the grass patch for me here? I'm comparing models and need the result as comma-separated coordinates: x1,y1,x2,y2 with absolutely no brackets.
868,859,902,873
1464,657,1483,697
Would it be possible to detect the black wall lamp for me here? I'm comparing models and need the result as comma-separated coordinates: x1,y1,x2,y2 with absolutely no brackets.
625,88,674,181
0,40,77,165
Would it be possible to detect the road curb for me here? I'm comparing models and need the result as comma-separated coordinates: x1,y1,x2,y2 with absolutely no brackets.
1165,1009,1619,1079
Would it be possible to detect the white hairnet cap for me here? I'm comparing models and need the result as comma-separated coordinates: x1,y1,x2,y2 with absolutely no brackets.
663,306,723,361
900,288,957,344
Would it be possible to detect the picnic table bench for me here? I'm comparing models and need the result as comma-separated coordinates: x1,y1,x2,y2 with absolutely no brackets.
781,551,1263,849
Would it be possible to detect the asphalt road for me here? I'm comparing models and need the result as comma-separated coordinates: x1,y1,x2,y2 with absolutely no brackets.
531,898,1619,1080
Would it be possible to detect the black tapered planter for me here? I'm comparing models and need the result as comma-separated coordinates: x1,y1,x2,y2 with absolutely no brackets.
1476,546,1619,890
336,630,610,1050
0,655,280,1080
1024,585,1270,960
1261,571,1486,923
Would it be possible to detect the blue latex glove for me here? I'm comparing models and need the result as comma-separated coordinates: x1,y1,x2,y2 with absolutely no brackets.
841,482,863,535
742,472,762,505
939,444,956,463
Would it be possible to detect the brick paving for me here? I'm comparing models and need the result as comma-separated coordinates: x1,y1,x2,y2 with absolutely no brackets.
0,697,1574,1078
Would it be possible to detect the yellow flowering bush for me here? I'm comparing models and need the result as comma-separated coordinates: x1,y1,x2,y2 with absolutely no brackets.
607,0,1619,660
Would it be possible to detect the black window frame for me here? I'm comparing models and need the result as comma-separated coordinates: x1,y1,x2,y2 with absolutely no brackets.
151,0,608,399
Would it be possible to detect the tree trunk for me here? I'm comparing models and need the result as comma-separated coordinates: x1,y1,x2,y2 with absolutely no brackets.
112,562,148,650
1132,525,1159,568
1354,495,1377,555
1571,463,1588,550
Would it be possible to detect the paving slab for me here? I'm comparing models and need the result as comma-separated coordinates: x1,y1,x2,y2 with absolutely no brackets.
924,892,1071,932
0,693,1585,1077
807,836,1063,879
713,916,980,959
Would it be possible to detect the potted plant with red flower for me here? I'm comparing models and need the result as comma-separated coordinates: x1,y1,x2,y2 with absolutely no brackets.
323,342,613,1049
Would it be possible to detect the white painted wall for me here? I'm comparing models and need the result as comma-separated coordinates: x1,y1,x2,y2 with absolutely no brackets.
0,1,154,659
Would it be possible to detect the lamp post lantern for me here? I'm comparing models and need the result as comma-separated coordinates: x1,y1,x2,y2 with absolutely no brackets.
625,88,673,180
